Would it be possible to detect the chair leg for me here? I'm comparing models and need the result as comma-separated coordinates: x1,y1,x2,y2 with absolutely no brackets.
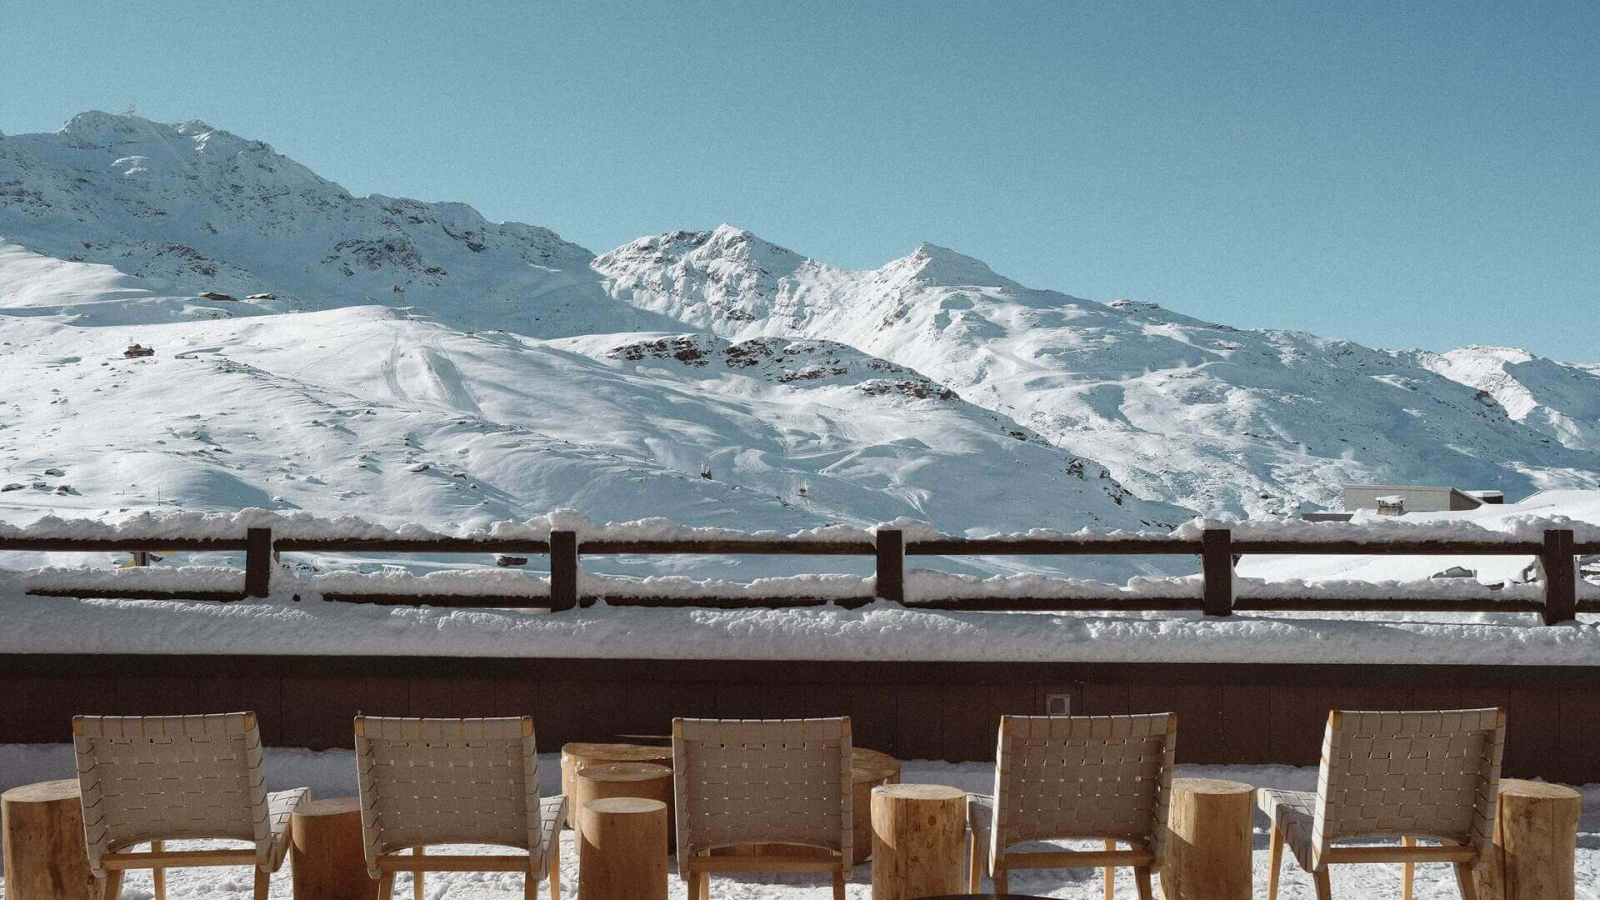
1267,821,1285,900
1454,861,1479,900
548,835,561,900
967,831,981,893
1104,839,1117,900
993,865,1008,895
376,872,395,900
1312,868,1334,900
1133,865,1154,900
103,870,125,900
698,870,711,900
151,840,166,900
1401,836,1415,900
413,847,424,900
832,867,845,900
253,866,271,900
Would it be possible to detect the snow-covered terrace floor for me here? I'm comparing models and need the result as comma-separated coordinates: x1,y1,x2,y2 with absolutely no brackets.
1,745,1596,899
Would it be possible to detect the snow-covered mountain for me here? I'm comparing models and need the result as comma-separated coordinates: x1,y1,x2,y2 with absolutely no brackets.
1418,346,1600,454
2,110,1596,546
595,227,1600,515
0,111,676,336
0,305,1183,580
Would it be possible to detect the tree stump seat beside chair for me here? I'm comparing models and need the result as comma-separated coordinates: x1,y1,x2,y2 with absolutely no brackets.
72,712,311,900
967,713,1178,900
1258,707,1507,900
672,716,853,900
354,715,567,900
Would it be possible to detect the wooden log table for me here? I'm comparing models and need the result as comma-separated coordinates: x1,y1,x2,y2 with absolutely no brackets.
290,796,377,900
870,783,967,900
575,762,674,850
2,779,102,900
560,742,672,828
1160,777,1253,900
578,797,668,900
1473,778,1583,900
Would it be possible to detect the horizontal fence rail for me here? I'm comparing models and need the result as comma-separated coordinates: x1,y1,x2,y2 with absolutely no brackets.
2,526,1594,623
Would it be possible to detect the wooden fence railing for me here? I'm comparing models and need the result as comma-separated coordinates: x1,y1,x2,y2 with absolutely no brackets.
3,527,1595,624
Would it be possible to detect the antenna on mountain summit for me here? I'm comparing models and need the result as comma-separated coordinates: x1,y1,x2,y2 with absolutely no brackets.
120,104,137,117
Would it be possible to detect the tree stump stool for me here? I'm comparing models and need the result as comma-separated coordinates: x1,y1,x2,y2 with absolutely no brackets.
1473,778,1583,900
870,783,967,900
290,796,376,900
575,762,674,851
578,797,668,900
560,742,672,828
1,779,101,900
1160,777,1253,900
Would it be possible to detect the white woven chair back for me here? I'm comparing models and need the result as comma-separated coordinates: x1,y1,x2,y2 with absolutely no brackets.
991,714,1176,862
73,713,273,874
672,717,853,873
1311,708,1505,869
354,716,543,871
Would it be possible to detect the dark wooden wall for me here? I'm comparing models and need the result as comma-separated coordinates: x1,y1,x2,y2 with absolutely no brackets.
2,655,1596,784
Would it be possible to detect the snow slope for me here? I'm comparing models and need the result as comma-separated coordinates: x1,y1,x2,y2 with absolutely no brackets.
0,306,1185,581
1420,345,1600,453
595,227,1600,516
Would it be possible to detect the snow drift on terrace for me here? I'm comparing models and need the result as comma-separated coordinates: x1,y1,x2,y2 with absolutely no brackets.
595,226,1600,517
1,587,1597,665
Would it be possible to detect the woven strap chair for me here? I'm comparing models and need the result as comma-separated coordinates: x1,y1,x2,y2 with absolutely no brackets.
72,712,310,900
967,713,1176,900
1258,707,1507,900
672,717,852,900
354,715,566,900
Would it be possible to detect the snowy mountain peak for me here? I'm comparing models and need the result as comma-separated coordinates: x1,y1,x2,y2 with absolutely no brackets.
1,111,672,337
884,242,1015,289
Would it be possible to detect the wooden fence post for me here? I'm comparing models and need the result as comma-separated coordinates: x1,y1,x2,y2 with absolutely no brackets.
550,530,579,612
1201,528,1234,617
1539,529,1576,625
244,528,273,599
876,530,905,604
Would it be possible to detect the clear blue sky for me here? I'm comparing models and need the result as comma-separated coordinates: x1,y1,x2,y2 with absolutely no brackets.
5,2,1597,360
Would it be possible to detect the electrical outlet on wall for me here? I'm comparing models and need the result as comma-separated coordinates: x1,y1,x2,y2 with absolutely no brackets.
1045,693,1071,716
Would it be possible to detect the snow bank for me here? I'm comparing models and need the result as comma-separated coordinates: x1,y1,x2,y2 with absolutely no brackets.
22,565,245,592
583,572,872,599
305,568,551,597
905,569,1201,601
1172,515,1595,544
2,588,1597,665
1235,577,1546,602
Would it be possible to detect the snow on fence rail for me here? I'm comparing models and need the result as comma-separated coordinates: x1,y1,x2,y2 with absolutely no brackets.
1,512,1595,623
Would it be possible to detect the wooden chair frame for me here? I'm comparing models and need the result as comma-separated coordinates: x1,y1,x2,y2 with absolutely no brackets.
74,712,308,900
355,716,564,900
681,850,846,900
672,717,852,900
967,714,1177,900
1264,708,1508,900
